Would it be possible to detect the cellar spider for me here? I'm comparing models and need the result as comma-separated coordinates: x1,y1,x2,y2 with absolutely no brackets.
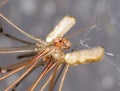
0,13,104,91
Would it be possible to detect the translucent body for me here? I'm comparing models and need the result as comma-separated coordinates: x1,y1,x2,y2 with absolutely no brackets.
46,15,76,43
65,47,104,65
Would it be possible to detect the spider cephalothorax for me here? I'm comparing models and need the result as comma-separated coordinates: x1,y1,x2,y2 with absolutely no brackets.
54,37,71,49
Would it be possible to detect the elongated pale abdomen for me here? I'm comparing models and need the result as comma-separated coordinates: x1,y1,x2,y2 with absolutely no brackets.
65,47,104,65
46,15,76,43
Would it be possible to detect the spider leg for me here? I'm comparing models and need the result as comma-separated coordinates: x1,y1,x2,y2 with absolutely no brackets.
0,13,42,42
17,52,37,59
51,64,66,90
11,61,44,91
40,73,53,91
4,48,51,91
28,61,56,91
0,45,38,54
58,64,70,91
0,58,36,74
40,63,68,91
0,57,44,80
49,62,61,91
0,29,34,45
40,64,61,91
0,66,26,81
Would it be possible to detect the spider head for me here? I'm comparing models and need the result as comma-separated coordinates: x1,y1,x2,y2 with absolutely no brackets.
54,37,71,49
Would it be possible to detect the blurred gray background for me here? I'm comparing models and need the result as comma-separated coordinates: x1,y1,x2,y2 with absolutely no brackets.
0,0,120,91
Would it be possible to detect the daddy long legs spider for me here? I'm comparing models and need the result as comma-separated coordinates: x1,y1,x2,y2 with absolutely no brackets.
0,13,104,91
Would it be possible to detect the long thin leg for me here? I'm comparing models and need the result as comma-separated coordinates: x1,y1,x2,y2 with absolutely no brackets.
0,58,44,81
11,61,43,91
28,61,56,91
2,47,52,73
49,62,61,91
52,64,66,90
40,64,67,91
4,48,51,91
0,59,45,76
1,62,29,73
17,52,37,59
0,57,37,75
58,64,70,91
4,60,40,91
0,46,37,54
0,66,26,81
0,13,42,43
40,64,62,91
1,58,36,73
0,29,34,45
40,73,53,91
0,58,46,90
4,63,37,91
